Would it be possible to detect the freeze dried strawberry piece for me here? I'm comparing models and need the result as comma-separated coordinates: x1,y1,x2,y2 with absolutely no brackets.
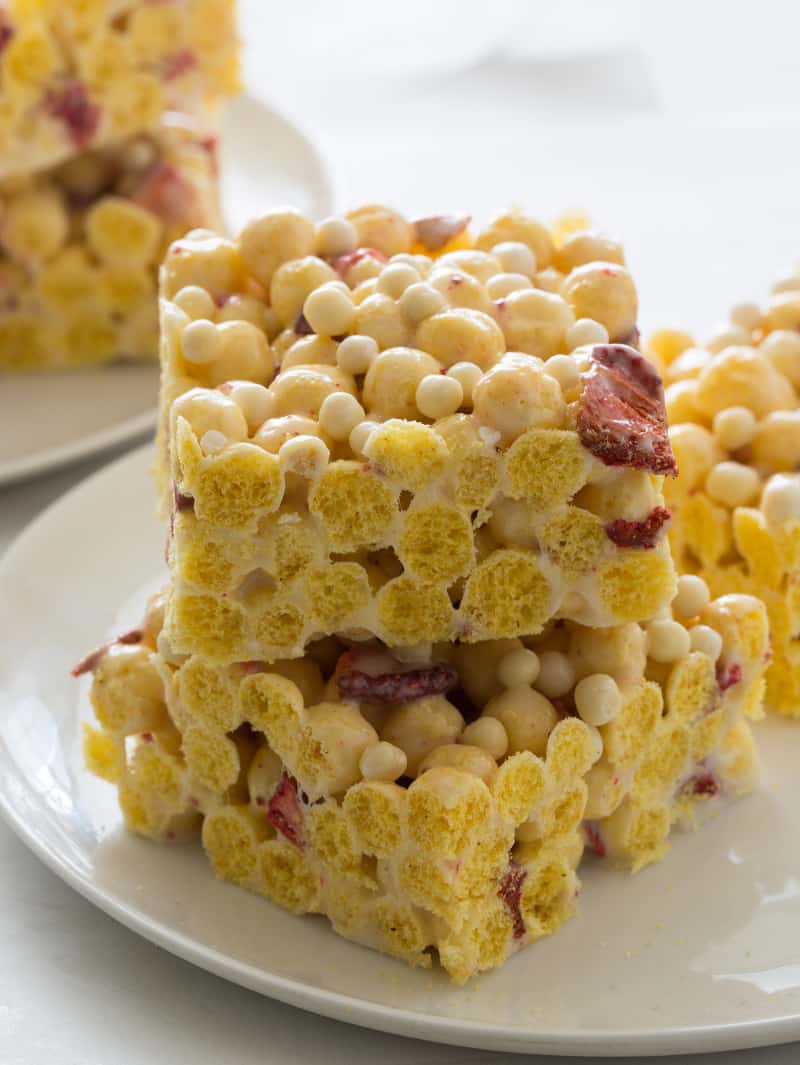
173,484,195,511
337,649,458,705
498,863,527,940
133,163,197,225
578,344,677,476
0,16,14,54
605,505,672,549
684,766,720,798
583,820,606,858
716,661,742,692
70,629,143,677
46,81,100,149
162,49,197,81
267,773,305,849
332,246,387,276
293,311,314,336
412,213,471,252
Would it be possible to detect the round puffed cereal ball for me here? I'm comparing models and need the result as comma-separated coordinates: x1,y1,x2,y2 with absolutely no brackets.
565,317,609,351
672,574,711,618
416,307,505,371
278,434,330,478
415,374,463,420
704,325,751,353
206,321,274,387
494,288,574,358
239,208,316,287
217,294,271,334
487,498,538,548
534,267,564,293
346,204,412,257
766,291,800,333
363,346,441,419
399,281,446,324
352,278,379,304
315,215,358,258
729,301,762,332
359,740,408,782
418,743,497,782
254,414,327,453
646,619,691,662
761,473,800,526
668,424,717,491
486,272,533,299
492,241,537,277
319,391,365,440
475,209,555,269
174,285,216,321
3,189,69,264
497,647,540,688
751,411,800,472
760,330,800,388
460,716,509,760
281,334,339,370
380,695,463,776
554,230,625,273
181,319,221,364
574,673,621,727
270,256,338,327
377,262,421,298
446,361,483,406
269,365,356,417
712,406,757,451
472,352,566,444
336,333,379,375
483,686,558,757
429,267,493,315
665,380,701,425
354,292,414,349
771,273,800,295
689,624,723,662
544,353,581,394
705,461,761,508
561,262,637,342
349,419,380,456
171,387,248,443
303,282,356,336
535,651,575,699
437,249,502,285
224,381,275,433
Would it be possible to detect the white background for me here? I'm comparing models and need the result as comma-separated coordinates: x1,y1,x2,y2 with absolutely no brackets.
2,1,800,1061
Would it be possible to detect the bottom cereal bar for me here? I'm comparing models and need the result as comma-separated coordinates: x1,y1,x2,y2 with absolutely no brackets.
0,121,221,370
76,583,767,983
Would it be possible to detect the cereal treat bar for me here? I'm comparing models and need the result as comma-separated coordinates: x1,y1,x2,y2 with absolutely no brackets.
77,582,766,981
0,0,239,179
647,279,800,716
0,121,221,369
158,205,679,658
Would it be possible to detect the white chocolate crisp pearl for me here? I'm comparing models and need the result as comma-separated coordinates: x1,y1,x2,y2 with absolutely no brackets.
225,381,274,433
319,391,365,440
689,624,723,662
760,330,800,388
535,651,575,698
303,283,355,336
492,241,537,277
461,717,508,760
483,686,558,757
672,574,711,618
712,406,757,451
574,673,621,727
566,317,609,350
706,461,761,508
399,281,446,323
486,273,533,299
171,388,248,443
181,319,221,364
447,361,483,406
174,285,216,321
200,429,227,454
377,262,421,298
416,374,463,419
349,419,379,456
646,619,691,663
730,301,762,331
278,434,330,478
544,354,581,393
359,740,407,781
762,473,800,525
337,333,379,375
315,216,358,258
497,647,540,688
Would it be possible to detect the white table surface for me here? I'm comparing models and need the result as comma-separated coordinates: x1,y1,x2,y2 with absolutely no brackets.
3,2,800,1061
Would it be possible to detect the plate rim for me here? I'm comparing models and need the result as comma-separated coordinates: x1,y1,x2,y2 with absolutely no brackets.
1,443,800,1058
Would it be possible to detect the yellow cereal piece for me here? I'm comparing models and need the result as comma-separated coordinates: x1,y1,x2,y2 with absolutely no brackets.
539,506,608,579
309,460,398,552
505,429,589,508
456,449,501,511
377,575,454,643
273,522,320,582
546,717,599,783
597,544,677,622
690,708,726,760
173,516,235,593
107,73,163,137
86,197,161,266
3,25,59,93
646,329,695,368
374,898,431,966
250,592,305,653
520,855,575,935
603,798,671,872
306,801,365,877
365,420,448,491
398,503,474,583
89,645,166,735
671,492,731,570
240,673,304,757
439,899,513,984
166,590,247,659
305,563,371,627
694,347,795,419
202,804,265,883
0,316,56,370
632,721,690,803
182,726,240,792
664,652,718,723
100,267,154,317
733,508,784,588
491,751,546,825
177,657,240,733
342,781,406,858
551,781,588,838
461,549,552,639
82,723,123,783
601,681,662,770
190,444,284,529
407,768,491,858
257,838,321,914
66,314,117,365
718,720,760,794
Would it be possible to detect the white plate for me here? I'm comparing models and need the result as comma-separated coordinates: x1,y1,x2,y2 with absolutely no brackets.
1,445,800,1059
0,94,333,489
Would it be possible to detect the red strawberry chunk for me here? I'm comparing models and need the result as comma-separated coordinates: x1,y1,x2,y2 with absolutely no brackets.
716,661,742,692
578,344,677,476
684,765,720,798
583,820,607,858
0,17,14,54
162,49,197,81
412,213,471,252
337,651,458,705
46,81,100,149
605,505,672,549
333,247,387,276
267,773,305,848
132,163,197,225
498,863,527,940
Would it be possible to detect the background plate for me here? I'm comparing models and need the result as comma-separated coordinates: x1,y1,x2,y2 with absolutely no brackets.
1,445,799,1058
0,93,333,489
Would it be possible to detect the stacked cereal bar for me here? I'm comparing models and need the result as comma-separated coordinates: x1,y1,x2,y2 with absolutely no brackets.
0,0,238,369
649,280,800,716
77,204,768,982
